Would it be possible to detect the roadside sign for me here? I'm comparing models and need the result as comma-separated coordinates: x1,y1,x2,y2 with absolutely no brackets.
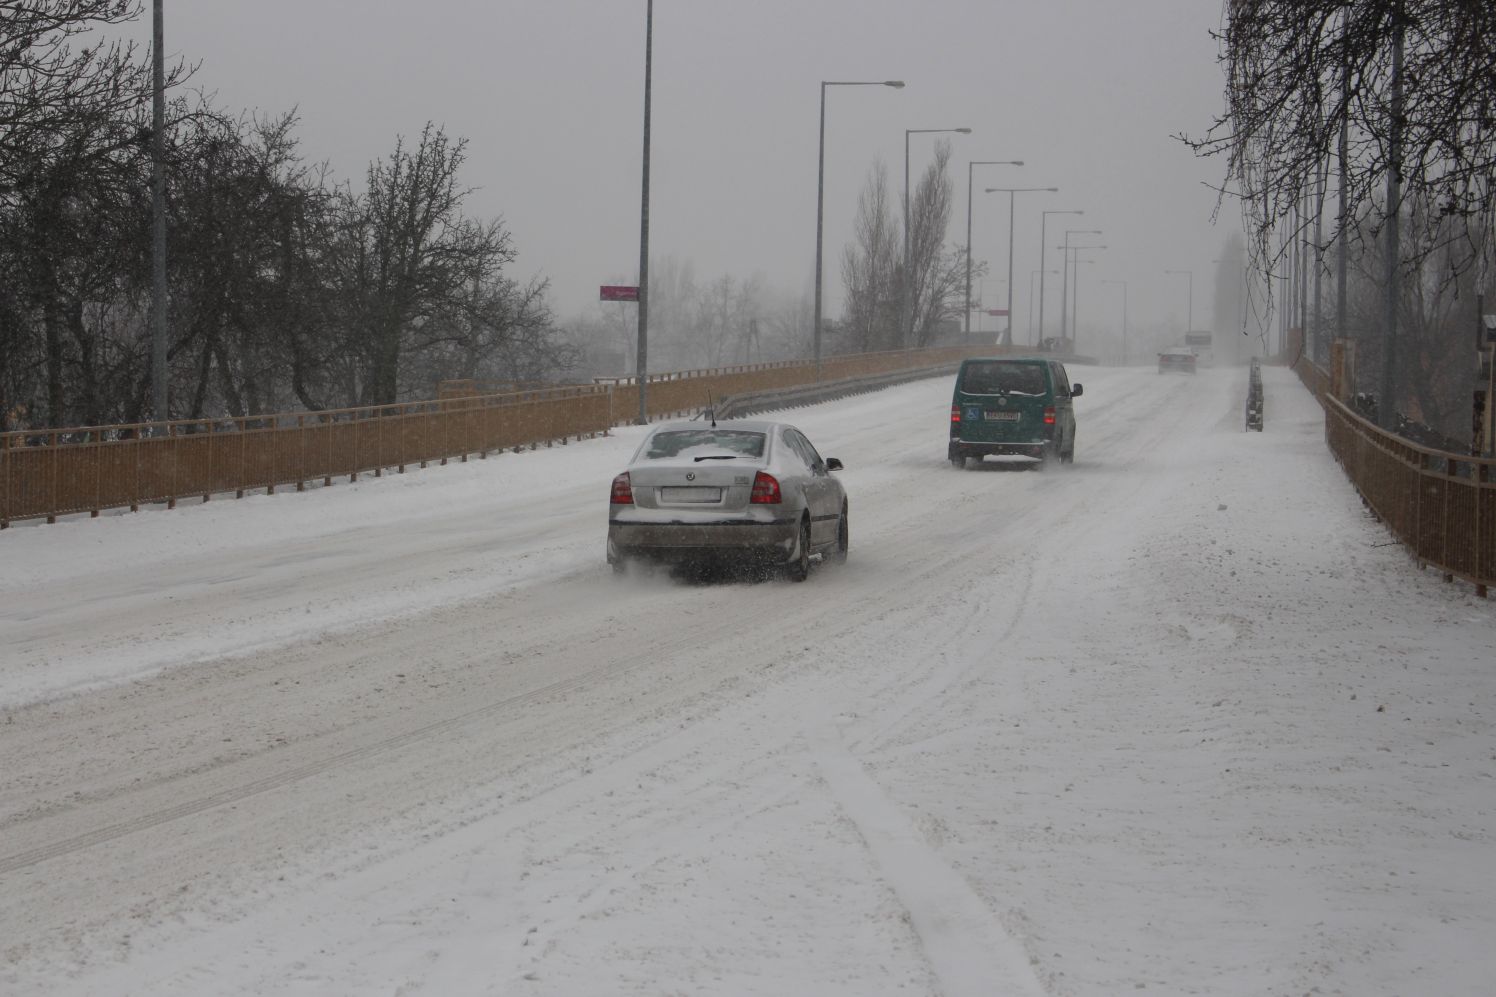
986,309,1008,317
600,285,640,302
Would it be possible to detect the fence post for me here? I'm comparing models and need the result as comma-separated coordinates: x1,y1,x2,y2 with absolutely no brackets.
167,423,177,510
1,432,9,528
1444,457,1456,583
204,424,213,502
238,418,246,498
47,431,58,523
298,414,306,491
1479,462,1489,598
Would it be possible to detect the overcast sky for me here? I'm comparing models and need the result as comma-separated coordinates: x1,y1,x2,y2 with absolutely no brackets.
133,0,1245,342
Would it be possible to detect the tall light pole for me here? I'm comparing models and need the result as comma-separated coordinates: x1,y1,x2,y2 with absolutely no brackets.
1102,279,1128,363
1038,209,1082,347
1165,268,1194,336
1070,255,1100,353
1028,269,1058,344
815,80,904,378
1060,229,1102,342
635,0,653,424
904,126,971,346
984,186,1056,346
149,0,167,423
964,160,1024,338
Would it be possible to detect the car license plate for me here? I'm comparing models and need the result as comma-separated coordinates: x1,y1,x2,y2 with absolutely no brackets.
659,487,722,503
984,411,1021,421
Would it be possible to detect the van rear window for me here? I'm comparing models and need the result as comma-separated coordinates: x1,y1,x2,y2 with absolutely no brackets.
960,362,1046,396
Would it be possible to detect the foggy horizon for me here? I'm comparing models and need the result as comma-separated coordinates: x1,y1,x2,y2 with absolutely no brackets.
125,0,1246,351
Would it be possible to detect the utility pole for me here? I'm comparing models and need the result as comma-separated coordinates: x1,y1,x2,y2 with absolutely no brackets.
635,0,652,425
1379,16,1403,432
149,0,167,424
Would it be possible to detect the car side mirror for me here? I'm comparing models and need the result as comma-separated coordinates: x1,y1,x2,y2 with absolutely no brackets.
825,457,844,472
1070,383,1083,398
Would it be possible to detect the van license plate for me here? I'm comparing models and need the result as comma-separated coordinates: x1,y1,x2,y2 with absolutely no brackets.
984,411,1021,421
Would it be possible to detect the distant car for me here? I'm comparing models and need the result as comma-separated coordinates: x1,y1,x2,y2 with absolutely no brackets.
948,356,1082,468
1158,348,1198,374
607,419,848,581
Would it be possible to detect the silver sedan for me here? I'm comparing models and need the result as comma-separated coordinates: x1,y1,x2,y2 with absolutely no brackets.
607,419,848,581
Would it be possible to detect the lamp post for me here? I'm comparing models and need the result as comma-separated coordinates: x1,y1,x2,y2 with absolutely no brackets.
904,126,971,346
1164,268,1194,336
1070,255,1100,353
1029,269,1058,344
963,160,1024,338
815,80,905,379
1060,229,1102,343
1037,209,1082,347
983,186,1056,346
149,0,167,423
634,0,654,424
1101,279,1128,363
1060,244,1104,352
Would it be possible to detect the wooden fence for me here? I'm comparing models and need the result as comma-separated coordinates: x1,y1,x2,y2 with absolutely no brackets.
1293,355,1493,595
1,344,998,527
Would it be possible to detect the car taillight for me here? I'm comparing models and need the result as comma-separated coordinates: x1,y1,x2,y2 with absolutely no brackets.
610,472,634,504
950,405,962,424
1043,406,1056,425
750,470,782,504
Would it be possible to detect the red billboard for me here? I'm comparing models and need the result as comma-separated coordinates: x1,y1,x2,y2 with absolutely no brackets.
600,285,640,302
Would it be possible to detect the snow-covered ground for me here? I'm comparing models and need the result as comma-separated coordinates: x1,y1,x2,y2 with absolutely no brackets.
1,366,1491,996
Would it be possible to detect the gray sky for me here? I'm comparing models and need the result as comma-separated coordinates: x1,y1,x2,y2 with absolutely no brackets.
139,0,1242,340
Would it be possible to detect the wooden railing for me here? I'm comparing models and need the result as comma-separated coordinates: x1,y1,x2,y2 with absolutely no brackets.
1,344,999,526
1293,355,1493,595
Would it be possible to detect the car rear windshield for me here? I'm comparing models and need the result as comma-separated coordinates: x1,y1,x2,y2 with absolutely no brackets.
643,429,766,459
960,362,1046,396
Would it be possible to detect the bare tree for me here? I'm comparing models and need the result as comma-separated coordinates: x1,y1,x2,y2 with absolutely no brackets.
903,141,957,347
1185,1,1495,282
839,160,900,353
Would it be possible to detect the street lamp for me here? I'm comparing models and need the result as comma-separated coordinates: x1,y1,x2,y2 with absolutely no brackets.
635,0,654,424
1101,279,1128,363
1028,269,1058,344
1038,209,1082,346
814,79,904,378
984,186,1057,346
964,161,1025,338
1069,255,1101,353
904,126,971,346
1165,268,1194,335
1060,229,1102,342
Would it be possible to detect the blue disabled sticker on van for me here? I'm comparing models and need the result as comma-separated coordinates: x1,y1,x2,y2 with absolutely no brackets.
964,405,983,421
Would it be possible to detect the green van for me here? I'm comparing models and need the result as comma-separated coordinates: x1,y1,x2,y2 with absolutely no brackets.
948,357,1083,468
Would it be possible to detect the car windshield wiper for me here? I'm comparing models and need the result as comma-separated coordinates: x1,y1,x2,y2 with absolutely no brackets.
694,454,739,461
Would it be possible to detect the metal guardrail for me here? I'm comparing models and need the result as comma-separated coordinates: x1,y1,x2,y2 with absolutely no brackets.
1,345,998,527
1293,356,1492,596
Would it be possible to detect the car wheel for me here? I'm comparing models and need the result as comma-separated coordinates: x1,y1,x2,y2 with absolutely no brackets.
610,557,629,576
830,504,849,564
787,517,811,582
1061,436,1075,464
950,455,966,469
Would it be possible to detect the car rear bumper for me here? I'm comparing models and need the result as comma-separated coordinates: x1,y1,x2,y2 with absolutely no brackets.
608,519,799,564
949,435,1051,460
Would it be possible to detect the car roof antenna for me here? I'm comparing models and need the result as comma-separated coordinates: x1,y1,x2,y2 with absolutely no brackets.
706,390,717,427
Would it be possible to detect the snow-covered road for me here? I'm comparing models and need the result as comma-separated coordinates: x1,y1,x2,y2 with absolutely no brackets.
1,366,1491,996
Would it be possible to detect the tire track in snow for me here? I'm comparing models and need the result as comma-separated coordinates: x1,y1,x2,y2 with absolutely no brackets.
807,720,1047,997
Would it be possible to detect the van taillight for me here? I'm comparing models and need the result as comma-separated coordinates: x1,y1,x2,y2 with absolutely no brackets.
1043,406,1056,425
610,472,634,504
750,471,782,504
950,405,961,424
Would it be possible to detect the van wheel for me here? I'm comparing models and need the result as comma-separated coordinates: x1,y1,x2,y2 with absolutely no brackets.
950,456,966,469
